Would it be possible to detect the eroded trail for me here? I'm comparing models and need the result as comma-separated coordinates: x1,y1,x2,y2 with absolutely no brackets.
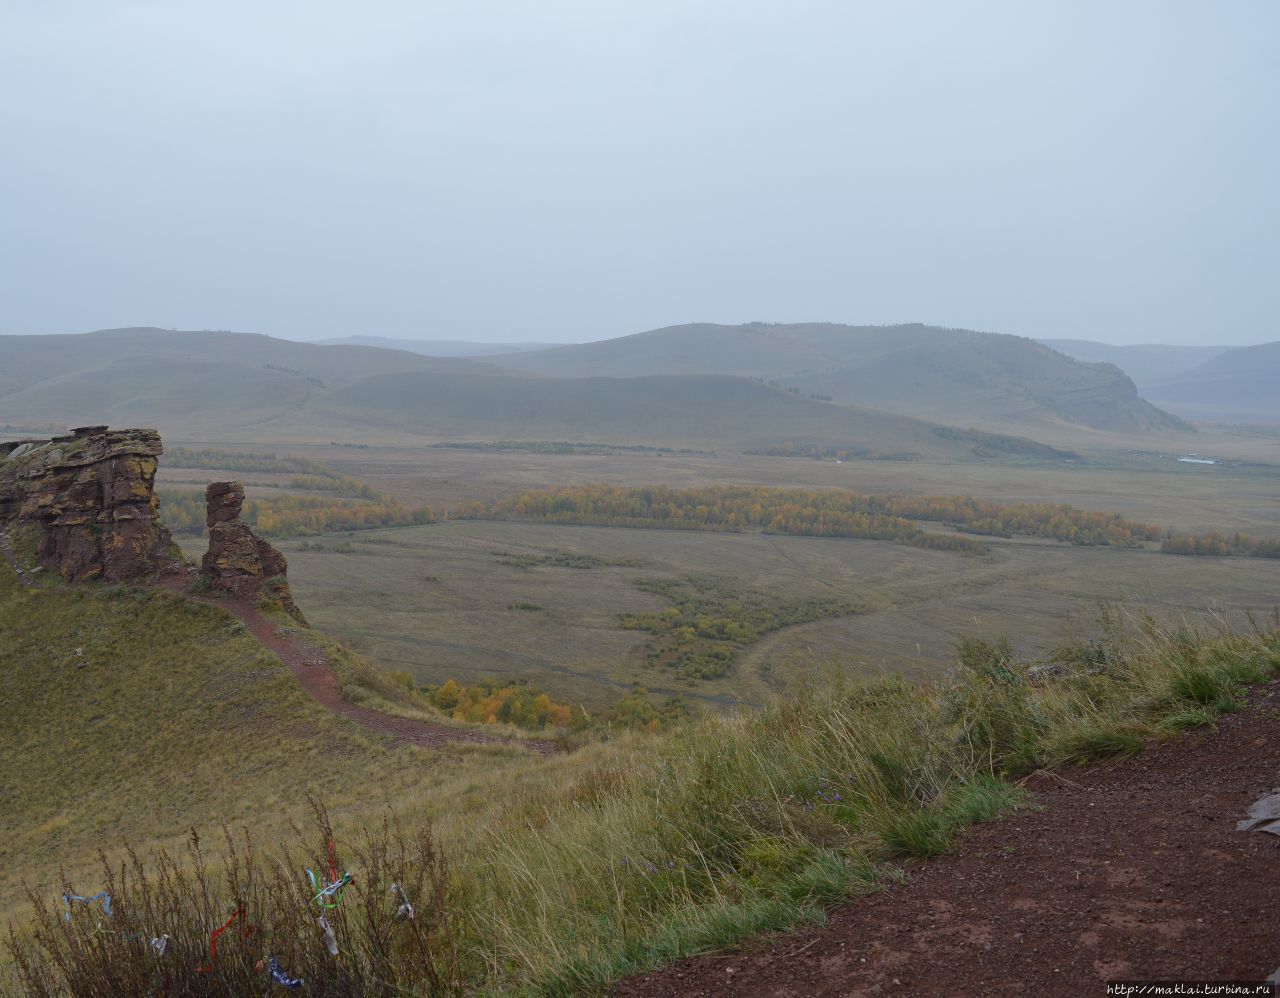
618,680,1280,997
157,571,556,756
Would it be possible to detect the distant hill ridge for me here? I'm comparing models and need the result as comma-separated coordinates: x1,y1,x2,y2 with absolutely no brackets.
0,324,1191,449
499,322,1186,434
1142,340,1280,425
1037,339,1233,391
312,334,568,357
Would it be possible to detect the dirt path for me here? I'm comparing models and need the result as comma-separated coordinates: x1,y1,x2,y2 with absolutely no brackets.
618,680,1280,997
157,570,557,756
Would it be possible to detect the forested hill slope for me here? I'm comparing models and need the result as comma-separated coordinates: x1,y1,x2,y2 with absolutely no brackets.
500,322,1187,434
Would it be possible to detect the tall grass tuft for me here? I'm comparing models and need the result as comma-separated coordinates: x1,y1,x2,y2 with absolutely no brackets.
7,803,459,996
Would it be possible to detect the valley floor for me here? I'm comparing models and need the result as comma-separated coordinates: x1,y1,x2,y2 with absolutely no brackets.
617,679,1280,997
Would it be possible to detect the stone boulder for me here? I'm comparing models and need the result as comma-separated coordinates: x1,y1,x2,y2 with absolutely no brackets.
200,481,301,620
0,426,178,582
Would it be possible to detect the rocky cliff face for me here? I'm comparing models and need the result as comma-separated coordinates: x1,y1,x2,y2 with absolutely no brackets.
201,481,302,621
0,426,177,582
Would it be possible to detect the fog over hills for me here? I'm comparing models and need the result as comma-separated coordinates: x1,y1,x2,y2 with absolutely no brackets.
0,324,1198,446
1038,339,1234,392
1141,341,1280,425
0,326,1102,458
312,335,566,357
310,367,1082,458
500,323,1186,435
0,328,505,433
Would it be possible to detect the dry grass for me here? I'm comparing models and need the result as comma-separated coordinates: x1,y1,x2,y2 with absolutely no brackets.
9,585,1276,994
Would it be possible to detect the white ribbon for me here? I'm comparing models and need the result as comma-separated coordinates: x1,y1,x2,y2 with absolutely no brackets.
317,915,339,956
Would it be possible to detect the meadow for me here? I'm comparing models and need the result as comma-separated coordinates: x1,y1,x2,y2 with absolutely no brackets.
159,433,1280,537
160,434,1280,714
174,518,1280,714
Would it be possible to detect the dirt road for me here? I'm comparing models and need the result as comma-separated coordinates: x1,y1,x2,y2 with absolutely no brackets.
618,681,1280,996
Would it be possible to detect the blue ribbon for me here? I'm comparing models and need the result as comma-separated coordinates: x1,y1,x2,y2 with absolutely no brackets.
268,955,304,989
63,892,112,921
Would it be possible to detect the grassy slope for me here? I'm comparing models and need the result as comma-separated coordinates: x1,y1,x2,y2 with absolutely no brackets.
0,555,476,922
499,322,1187,434
308,368,1070,457
11,577,1278,994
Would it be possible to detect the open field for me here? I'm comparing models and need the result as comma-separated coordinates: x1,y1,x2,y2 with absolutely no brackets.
164,438,1280,538
178,518,1280,712
163,432,1280,714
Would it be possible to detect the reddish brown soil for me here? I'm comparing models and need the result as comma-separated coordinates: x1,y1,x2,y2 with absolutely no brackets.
618,681,1280,997
156,568,556,756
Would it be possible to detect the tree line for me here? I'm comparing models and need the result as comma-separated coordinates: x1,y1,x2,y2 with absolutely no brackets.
165,447,340,476
1161,532,1280,558
487,483,1162,550
157,488,434,538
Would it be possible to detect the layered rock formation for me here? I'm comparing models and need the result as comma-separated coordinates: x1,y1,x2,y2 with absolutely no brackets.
201,481,302,620
0,426,177,582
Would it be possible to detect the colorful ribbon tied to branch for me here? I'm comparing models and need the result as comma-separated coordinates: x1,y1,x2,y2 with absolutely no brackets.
390,882,415,921
268,955,304,989
307,869,354,908
306,838,354,908
196,907,256,972
63,892,112,921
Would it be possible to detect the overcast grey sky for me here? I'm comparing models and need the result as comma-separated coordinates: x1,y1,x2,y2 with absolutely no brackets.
2,1,1275,345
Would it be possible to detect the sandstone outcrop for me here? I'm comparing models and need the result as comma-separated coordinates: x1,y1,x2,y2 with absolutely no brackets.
0,426,177,582
200,481,302,621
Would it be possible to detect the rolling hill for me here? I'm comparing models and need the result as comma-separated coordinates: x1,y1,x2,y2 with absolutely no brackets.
309,368,1082,458
312,334,567,356
0,327,506,435
0,326,1165,456
1143,340,1280,424
1038,339,1232,392
499,323,1187,434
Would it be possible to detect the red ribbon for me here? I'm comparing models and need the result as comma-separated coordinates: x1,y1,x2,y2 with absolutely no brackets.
195,907,256,972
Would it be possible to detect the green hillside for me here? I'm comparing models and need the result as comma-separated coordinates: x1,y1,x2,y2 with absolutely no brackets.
0,554,440,920
501,322,1188,434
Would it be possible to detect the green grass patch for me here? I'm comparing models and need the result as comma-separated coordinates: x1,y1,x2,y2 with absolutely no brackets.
620,574,858,680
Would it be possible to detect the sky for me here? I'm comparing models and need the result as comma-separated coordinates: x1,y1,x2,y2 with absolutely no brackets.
2,1,1276,346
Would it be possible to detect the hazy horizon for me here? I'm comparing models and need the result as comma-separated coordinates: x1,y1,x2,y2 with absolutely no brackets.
0,322,1259,351
3,1,1276,347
